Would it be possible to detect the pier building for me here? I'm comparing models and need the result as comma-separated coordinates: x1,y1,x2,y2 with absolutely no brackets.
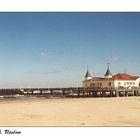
83,65,140,89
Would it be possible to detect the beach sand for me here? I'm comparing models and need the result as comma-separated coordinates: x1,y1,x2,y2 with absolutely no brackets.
0,97,140,126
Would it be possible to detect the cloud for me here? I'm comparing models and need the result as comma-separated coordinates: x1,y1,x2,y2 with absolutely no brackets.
39,70,62,75
105,56,119,63
40,52,55,59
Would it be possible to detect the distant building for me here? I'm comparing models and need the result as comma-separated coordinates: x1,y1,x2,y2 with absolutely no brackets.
83,65,140,89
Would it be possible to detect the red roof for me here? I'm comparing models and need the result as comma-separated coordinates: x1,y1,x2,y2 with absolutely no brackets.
87,73,139,81
112,73,139,80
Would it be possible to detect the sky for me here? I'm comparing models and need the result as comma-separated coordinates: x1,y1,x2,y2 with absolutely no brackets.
0,12,140,88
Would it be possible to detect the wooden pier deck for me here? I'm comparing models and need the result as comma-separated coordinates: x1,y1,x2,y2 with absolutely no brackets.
0,87,140,98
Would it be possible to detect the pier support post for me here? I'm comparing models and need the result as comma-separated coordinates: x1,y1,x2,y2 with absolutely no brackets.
123,92,125,97
102,92,105,97
83,90,85,97
92,91,94,97
40,90,42,94
77,90,80,97
125,91,128,97
101,92,103,97
133,91,135,96
134,91,137,96
92,91,95,97
62,90,65,96
116,91,119,97
110,91,113,97
50,90,53,95
94,91,97,97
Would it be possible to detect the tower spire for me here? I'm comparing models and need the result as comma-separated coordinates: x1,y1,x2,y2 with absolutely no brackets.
104,63,113,78
84,66,92,80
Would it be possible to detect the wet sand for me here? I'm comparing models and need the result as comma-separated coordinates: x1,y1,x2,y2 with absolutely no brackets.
0,97,140,126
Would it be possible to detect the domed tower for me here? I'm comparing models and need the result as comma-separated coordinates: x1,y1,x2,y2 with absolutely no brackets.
104,63,113,78
84,67,92,80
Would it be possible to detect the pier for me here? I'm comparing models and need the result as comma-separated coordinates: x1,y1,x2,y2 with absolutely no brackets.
0,87,140,98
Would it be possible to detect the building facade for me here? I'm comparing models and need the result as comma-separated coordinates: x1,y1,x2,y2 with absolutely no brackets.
83,66,140,89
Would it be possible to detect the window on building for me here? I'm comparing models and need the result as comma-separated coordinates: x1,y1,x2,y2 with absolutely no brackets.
100,83,102,87
133,82,135,85
130,82,132,85
118,82,121,86
108,82,111,86
127,82,129,85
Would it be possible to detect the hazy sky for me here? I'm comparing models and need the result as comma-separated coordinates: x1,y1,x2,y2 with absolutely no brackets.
0,12,140,88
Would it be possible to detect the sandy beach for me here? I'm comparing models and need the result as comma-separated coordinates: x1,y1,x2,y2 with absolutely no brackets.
0,97,140,126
